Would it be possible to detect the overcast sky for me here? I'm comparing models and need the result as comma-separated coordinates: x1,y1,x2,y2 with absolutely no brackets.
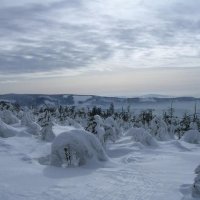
0,0,200,97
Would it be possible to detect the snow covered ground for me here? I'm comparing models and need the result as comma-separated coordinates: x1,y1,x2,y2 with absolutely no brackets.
0,124,199,200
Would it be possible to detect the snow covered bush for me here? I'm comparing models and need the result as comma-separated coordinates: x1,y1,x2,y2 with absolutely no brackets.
41,125,55,142
150,116,174,141
192,165,200,198
195,165,200,174
125,127,158,147
50,129,108,167
93,115,106,146
0,118,17,137
104,116,121,139
0,110,20,125
181,130,200,144
190,122,199,130
38,110,55,142
21,111,41,135
66,117,83,129
86,115,119,146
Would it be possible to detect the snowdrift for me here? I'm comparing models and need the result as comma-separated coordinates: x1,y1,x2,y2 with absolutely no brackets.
125,128,158,147
51,129,108,167
0,118,18,138
181,130,200,144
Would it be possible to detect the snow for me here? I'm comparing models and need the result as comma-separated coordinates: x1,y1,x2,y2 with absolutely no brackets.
192,171,200,198
73,95,92,105
1,123,200,200
1,103,200,200
125,127,158,147
40,125,55,142
0,110,20,125
0,118,18,137
21,111,41,135
150,116,174,141
181,130,200,144
51,129,108,167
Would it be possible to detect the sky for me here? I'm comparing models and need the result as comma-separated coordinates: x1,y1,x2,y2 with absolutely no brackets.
0,0,200,97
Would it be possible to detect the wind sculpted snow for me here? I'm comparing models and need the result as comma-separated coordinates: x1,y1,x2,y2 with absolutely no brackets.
0,125,200,200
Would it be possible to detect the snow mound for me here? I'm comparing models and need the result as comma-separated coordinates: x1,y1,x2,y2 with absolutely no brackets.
0,118,18,138
0,110,20,125
50,129,108,167
192,165,200,198
181,130,200,144
125,128,158,147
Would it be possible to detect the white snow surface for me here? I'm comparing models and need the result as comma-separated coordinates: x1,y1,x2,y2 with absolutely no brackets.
181,130,200,144
0,124,200,200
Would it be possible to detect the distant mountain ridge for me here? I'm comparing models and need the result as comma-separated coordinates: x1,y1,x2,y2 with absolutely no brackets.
0,94,199,108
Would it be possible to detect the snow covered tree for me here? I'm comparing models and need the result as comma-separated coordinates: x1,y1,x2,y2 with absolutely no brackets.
39,110,55,142
50,129,108,167
177,113,191,139
192,164,200,198
150,116,174,141
21,109,41,135
0,109,20,125
125,127,158,147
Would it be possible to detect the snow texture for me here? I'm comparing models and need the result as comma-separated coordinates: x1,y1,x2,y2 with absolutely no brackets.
51,129,108,167
195,165,200,174
150,116,174,141
21,111,41,135
181,130,200,144
125,127,158,147
40,125,55,142
192,165,200,198
0,118,17,137
0,110,20,125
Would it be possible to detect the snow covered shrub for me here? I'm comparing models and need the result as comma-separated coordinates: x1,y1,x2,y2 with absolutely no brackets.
50,129,108,167
150,116,174,141
0,118,17,137
181,130,200,144
0,110,20,125
66,117,82,129
126,127,158,147
86,115,119,146
39,111,55,142
41,125,55,142
21,111,41,135
190,122,199,131
195,165,200,174
104,116,121,138
192,165,200,198
93,115,106,145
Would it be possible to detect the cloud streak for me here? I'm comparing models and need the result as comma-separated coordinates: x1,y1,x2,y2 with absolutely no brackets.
0,0,200,77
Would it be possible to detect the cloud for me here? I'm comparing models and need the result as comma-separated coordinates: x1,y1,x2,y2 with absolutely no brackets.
0,0,200,77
